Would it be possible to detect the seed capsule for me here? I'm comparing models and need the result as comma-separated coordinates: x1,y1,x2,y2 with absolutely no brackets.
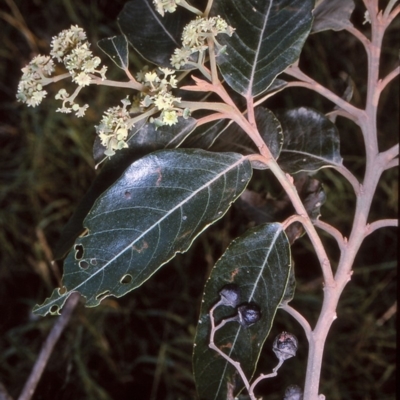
237,303,261,327
272,331,298,361
218,284,240,308
284,384,303,400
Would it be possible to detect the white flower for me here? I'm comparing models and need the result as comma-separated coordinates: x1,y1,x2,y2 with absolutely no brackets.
73,72,91,87
162,110,178,126
153,0,180,16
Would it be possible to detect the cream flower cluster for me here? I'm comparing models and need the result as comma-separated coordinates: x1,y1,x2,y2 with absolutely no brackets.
16,55,55,107
136,67,183,127
170,16,235,69
50,25,107,86
95,98,134,157
153,0,180,16
17,25,106,117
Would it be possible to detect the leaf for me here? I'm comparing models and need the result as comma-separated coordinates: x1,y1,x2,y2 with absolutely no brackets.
182,119,230,149
210,107,282,168
281,262,296,304
118,0,192,68
98,35,129,70
193,223,291,400
93,117,197,165
276,107,343,173
236,173,326,244
312,0,355,33
35,149,252,316
55,118,196,260
211,0,313,97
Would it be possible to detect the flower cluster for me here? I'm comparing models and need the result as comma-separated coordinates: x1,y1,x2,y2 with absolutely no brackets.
95,98,134,157
16,55,55,107
136,67,185,127
171,16,235,69
17,25,106,117
51,26,107,86
153,0,180,16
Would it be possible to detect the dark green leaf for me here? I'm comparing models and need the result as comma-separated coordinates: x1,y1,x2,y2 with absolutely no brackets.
118,0,192,68
281,262,296,304
193,223,291,400
312,0,355,33
211,0,313,97
94,117,197,165
98,35,129,70
55,118,196,260
277,107,343,173
183,119,230,149
210,107,282,168
35,150,252,316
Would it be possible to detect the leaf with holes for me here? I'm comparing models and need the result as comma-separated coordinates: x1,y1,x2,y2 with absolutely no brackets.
55,118,196,260
277,107,343,173
98,35,129,70
193,223,291,400
118,0,192,68
34,149,252,316
211,0,313,97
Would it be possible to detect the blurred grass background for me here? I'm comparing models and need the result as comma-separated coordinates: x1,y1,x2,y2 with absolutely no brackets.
0,0,397,399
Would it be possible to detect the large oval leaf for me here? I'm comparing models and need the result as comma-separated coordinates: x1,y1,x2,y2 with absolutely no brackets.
277,107,343,173
211,0,313,97
55,118,196,260
118,0,192,68
34,150,252,316
193,223,291,400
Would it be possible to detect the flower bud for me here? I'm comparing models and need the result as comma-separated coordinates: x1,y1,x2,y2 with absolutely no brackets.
284,384,303,400
237,303,261,327
273,331,298,361
218,284,240,308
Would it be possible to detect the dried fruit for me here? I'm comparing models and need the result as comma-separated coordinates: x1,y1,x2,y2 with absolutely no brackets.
218,284,240,308
273,331,298,361
237,303,261,327
284,384,303,400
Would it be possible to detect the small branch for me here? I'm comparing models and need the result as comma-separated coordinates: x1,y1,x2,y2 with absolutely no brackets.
332,165,361,196
207,38,219,86
179,0,202,15
208,304,251,393
378,66,400,94
344,25,370,54
383,0,399,18
365,219,398,237
248,360,283,395
282,214,304,230
384,158,398,170
89,75,145,91
284,67,363,119
18,293,80,400
203,0,214,17
386,4,400,24
280,303,312,341
195,112,230,126
314,219,346,251
381,143,399,162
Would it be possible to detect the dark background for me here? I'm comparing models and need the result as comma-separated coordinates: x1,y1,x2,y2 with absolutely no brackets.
0,0,397,399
